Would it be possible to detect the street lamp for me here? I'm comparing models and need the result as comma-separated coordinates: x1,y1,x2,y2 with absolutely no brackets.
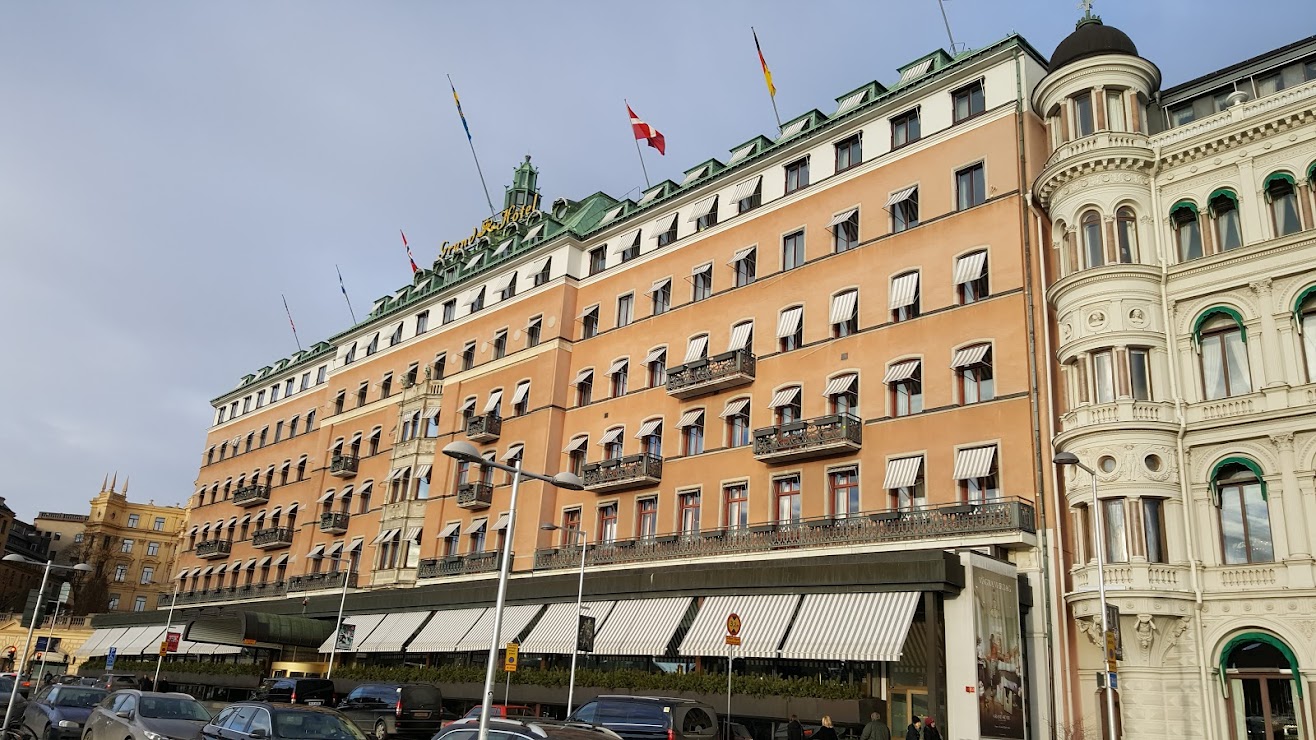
541,523,587,714
2,555,93,731
154,580,181,690
442,441,583,740
325,552,358,679
1053,451,1118,740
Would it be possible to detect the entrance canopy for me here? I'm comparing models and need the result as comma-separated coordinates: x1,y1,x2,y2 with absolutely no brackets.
186,611,334,649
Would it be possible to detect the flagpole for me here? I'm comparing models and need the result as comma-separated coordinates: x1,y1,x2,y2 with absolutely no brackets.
281,294,302,351
626,99,652,189
448,74,498,219
335,265,358,324
752,27,783,134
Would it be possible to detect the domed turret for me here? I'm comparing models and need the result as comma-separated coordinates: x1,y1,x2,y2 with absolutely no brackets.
1050,14,1139,71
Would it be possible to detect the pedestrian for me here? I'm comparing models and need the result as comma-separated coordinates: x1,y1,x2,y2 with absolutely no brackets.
42,672,54,687
921,718,941,740
904,717,922,740
787,715,804,740
138,675,151,691
812,717,838,740
860,712,890,740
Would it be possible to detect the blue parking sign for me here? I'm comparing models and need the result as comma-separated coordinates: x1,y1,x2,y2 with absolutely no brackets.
106,647,117,670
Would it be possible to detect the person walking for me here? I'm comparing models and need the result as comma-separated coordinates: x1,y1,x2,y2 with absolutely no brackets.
921,718,941,740
904,717,922,740
860,712,890,740
787,716,804,740
812,717,838,740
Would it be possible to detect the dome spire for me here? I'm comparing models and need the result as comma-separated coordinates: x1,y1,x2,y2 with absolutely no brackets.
1076,0,1102,28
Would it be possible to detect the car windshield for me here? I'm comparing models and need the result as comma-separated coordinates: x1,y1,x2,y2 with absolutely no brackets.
139,697,212,721
0,678,13,693
54,688,107,707
274,712,367,740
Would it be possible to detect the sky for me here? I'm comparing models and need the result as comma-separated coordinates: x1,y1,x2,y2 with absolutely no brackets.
2,0,1313,522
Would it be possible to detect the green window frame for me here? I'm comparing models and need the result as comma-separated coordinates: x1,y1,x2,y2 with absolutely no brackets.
1218,632,1303,698
1192,305,1247,345
1209,456,1266,503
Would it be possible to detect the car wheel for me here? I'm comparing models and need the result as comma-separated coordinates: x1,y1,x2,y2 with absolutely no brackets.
374,720,389,740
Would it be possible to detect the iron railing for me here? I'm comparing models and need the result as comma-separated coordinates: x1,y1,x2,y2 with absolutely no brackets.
456,481,494,509
417,551,504,578
582,453,663,492
753,413,862,461
251,527,294,548
465,413,502,441
194,539,231,559
330,455,359,477
233,485,271,507
287,570,357,593
666,349,756,398
319,511,350,533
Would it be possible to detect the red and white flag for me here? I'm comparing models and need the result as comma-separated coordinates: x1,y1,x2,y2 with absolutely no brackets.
627,103,666,155
401,229,419,274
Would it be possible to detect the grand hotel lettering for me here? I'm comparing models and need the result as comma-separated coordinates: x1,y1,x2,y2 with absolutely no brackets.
439,194,543,259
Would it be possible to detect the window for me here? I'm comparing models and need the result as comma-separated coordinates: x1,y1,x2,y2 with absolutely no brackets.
952,80,985,122
257,390,266,408
493,330,508,359
831,210,859,253
558,509,582,546
1217,463,1273,564
725,399,751,447
380,374,394,399
695,197,719,231
774,476,801,525
890,271,920,322
638,498,658,539
648,348,667,387
598,504,618,544
616,294,633,327
887,360,923,416
370,427,383,453
956,163,986,210
656,217,678,247
830,467,860,518
681,410,705,456
526,316,542,347
365,334,379,356
892,188,919,232
733,248,756,287
778,306,804,352
1204,192,1243,252
1267,175,1302,236
140,567,154,585
737,180,762,213
724,484,748,530
1105,89,1127,132
468,520,486,554
620,232,641,262
576,370,593,406
242,397,252,413
782,231,805,271
891,109,920,148
1143,498,1167,564
121,539,134,553
651,279,671,315
356,381,368,408
127,514,140,528
1173,204,1203,261
1115,206,1138,263
581,306,599,339
831,290,858,337
147,541,160,556
470,287,485,312
679,491,701,535
1130,348,1152,401
1198,312,1251,400
686,334,710,362
954,344,994,403
1092,349,1116,403
433,353,447,380
956,445,1000,503
568,441,586,476
442,299,456,324
589,247,607,275
302,372,312,390
827,374,859,418
956,251,989,304
640,420,662,458
611,360,629,397
462,341,476,370
132,596,147,612
692,266,712,301
107,595,120,610
114,564,128,582
1102,499,1129,563
773,386,802,425
785,157,810,194
1073,91,1095,137
834,134,862,172
1302,292,1316,382
533,257,552,286
513,381,531,416
416,310,429,334
888,456,926,510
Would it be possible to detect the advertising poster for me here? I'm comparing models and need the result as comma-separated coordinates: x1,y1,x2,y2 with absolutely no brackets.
974,566,1025,739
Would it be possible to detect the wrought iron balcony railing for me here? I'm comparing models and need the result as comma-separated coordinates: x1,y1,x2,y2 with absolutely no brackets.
456,481,494,510
287,570,357,593
251,526,294,549
465,412,502,442
233,485,271,507
319,511,350,533
582,453,662,493
752,413,862,463
194,539,231,559
330,454,359,478
417,551,505,579
666,349,756,399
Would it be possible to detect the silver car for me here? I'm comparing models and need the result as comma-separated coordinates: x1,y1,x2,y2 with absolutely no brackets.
83,690,212,740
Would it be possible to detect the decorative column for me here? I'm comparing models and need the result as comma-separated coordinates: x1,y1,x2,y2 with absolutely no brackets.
1248,279,1284,390
1271,433,1312,561
1237,157,1264,240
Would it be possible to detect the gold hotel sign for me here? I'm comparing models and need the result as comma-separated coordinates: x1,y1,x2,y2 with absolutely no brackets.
440,194,542,258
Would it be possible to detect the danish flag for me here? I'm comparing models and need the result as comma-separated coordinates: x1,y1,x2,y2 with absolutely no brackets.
627,104,666,156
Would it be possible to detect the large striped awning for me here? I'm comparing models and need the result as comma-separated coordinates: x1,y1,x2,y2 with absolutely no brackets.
591,597,692,656
407,608,487,653
518,601,617,655
452,604,544,653
356,611,432,653
778,592,920,662
317,613,388,653
678,594,800,659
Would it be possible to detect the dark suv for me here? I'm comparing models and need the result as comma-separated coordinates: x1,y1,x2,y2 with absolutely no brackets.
435,718,621,740
568,696,719,740
250,677,336,706
337,682,450,740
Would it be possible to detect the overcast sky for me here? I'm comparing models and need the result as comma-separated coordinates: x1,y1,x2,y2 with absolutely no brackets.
2,1,1312,522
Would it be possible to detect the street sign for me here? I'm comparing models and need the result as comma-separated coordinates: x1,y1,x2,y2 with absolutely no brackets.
159,642,168,657
35,637,48,652
725,635,742,646
106,647,118,670
726,613,742,637
504,642,519,672
1104,631,1118,662
1097,671,1118,689
577,615,596,653
1106,605,1123,660
335,623,355,651
58,583,72,604
166,632,181,653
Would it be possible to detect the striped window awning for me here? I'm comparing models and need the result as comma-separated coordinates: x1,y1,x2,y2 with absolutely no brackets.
683,336,709,363
348,537,364,552
573,368,594,385
834,89,869,116
437,522,462,539
407,607,488,653
599,427,625,446
518,601,617,654
778,592,919,661
639,187,664,205
883,456,924,489
601,205,625,224
728,322,754,351
523,256,550,276
679,594,800,659
483,390,503,413
884,359,921,383
316,613,388,653
899,58,934,83
340,484,354,499
489,272,517,294
691,261,713,277
524,223,545,241
827,208,859,229
608,357,629,375
463,519,487,536
490,513,511,532
371,529,399,545
727,143,756,164
777,307,803,338
413,464,432,481
503,444,524,462
680,166,708,186
768,387,801,409
464,253,483,271
492,238,515,257
327,542,345,558
649,213,678,238
720,398,750,418
676,409,705,428
244,558,258,570
452,604,544,652
356,611,432,653
273,554,289,567
951,344,991,368
564,435,589,453
954,251,988,285
729,245,756,265
645,346,667,364
307,544,325,558
889,273,920,309
954,445,998,480
634,418,663,438
822,374,857,398
886,185,918,207
830,291,858,325
591,597,692,656
257,556,272,568
729,176,763,202
214,564,228,576
650,277,671,293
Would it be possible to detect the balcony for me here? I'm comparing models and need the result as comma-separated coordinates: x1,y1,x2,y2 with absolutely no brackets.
251,526,294,550
417,551,504,579
666,349,755,399
582,453,662,493
753,413,861,463
330,454,359,478
194,539,231,559
534,498,1037,571
167,581,289,606
465,412,502,442
456,481,494,510
287,570,357,593
233,485,270,507
319,511,350,534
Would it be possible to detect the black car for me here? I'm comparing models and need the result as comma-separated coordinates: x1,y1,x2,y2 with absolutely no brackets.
337,683,450,740
21,684,108,740
203,702,364,740
251,679,336,707
568,697,719,740
1,675,28,727
433,718,621,740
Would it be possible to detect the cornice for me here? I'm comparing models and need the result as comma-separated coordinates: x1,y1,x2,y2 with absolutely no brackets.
1047,262,1162,304
1036,148,1154,207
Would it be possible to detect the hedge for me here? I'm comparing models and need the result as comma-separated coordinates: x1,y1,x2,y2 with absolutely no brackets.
78,658,264,677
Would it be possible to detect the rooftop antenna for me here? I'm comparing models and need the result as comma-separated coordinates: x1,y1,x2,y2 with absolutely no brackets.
936,0,963,55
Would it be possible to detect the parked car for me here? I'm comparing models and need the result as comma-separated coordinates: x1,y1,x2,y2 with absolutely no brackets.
251,678,336,706
202,703,364,740
1,672,34,697
459,705,536,720
724,723,753,740
91,676,139,692
567,696,719,740
433,718,621,740
0,675,28,724
21,684,107,740
83,690,212,740
337,683,451,740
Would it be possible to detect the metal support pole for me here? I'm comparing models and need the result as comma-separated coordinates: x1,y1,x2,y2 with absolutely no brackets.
1091,474,1118,740
326,561,351,679
35,595,62,685
4,561,52,730
154,582,181,690
479,460,522,740
566,528,587,715
726,646,733,735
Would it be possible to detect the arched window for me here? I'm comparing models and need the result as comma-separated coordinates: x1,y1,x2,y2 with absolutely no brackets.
1297,287,1316,382
1172,202,1203,261
1213,460,1273,564
1115,207,1138,263
1209,190,1242,251
1265,173,1302,236
1220,633,1301,737
1080,210,1104,269
1196,308,1252,400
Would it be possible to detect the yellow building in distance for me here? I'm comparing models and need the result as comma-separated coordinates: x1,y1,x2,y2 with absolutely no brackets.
80,476,186,613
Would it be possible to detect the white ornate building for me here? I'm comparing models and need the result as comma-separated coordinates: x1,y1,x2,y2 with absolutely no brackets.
1034,15,1316,740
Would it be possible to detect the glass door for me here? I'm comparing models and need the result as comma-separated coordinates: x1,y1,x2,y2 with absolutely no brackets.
1230,677,1305,740
889,689,929,733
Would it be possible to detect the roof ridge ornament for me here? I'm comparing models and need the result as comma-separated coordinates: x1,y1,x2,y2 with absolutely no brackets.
1076,0,1101,28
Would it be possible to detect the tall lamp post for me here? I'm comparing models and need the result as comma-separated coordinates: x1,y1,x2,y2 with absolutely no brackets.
2,555,93,731
154,580,182,690
1054,451,1118,740
325,553,358,679
442,441,583,740
541,523,587,714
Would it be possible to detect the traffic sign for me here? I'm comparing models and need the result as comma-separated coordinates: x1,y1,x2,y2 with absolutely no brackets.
1104,631,1118,662
504,642,519,672
159,642,168,657
726,613,742,637
106,647,118,670
725,635,741,646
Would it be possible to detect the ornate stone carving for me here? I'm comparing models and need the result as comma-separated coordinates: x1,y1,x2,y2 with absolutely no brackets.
1128,307,1147,327
1299,621,1316,639
1249,278,1273,296
1088,310,1108,330
1077,615,1103,646
1135,614,1157,651
1165,617,1191,648
1270,433,1295,452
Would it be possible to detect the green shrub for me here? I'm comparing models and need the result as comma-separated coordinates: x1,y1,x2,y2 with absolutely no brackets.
78,658,263,677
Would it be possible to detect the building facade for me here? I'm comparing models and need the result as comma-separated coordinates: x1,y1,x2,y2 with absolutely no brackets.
79,477,187,613
34,512,89,567
0,496,43,613
1035,16,1316,740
